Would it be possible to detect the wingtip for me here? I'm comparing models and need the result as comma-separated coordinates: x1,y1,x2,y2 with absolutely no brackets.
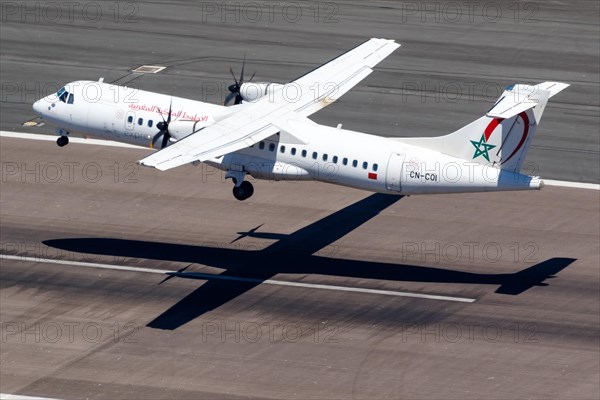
138,159,159,169
540,81,570,98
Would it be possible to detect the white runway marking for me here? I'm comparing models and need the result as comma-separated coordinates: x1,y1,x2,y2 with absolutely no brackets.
0,394,61,400
543,179,599,190
2,131,598,190
0,130,146,149
1,254,476,303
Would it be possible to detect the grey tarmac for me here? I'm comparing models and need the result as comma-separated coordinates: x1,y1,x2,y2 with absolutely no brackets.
1,1,599,399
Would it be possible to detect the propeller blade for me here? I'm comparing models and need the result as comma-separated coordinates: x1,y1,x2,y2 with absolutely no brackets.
225,56,254,106
224,92,237,106
151,132,162,148
156,107,167,126
151,129,169,149
240,53,246,84
166,97,173,125
153,98,174,148
161,130,170,148
229,67,239,87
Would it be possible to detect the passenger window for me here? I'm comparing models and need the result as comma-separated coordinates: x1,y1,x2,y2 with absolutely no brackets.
148,120,153,127
342,158,348,166
322,154,328,161
302,150,307,157
138,118,143,126
312,152,318,160
259,142,265,150
362,161,368,169
127,116,134,123
280,145,286,153
352,160,358,168
67,93,74,104
291,148,297,156
269,143,275,151
373,163,378,172
333,156,338,163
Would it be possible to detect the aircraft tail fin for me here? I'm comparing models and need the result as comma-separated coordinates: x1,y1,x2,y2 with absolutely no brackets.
391,82,569,172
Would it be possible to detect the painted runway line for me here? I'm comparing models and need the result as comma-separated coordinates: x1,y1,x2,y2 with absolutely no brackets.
1,254,477,303
0,394,61,400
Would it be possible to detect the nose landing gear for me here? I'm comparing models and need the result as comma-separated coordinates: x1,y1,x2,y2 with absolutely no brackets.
56,136,69,147
55,128,69,147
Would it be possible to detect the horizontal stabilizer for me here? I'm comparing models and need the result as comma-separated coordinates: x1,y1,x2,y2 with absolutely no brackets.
486,82,569,119
495,257,575,295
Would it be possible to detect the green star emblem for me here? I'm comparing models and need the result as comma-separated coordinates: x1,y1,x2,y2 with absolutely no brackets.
470,134,496,162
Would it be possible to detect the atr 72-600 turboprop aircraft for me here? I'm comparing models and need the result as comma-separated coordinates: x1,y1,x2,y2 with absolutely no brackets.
33,38,568,200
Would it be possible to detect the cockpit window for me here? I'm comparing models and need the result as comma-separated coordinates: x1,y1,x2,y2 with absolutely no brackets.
56,87,73,104
57,87,67,102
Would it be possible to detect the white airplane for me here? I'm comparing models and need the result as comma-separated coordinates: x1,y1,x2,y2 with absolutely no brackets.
32,38,568,200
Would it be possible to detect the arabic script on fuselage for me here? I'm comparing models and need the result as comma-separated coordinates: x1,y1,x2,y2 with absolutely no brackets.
128,103,209,121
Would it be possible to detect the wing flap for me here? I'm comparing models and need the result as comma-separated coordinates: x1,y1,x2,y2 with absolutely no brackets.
292,38,399,117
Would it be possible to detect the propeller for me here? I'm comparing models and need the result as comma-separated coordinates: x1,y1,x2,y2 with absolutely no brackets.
152,98,173,149
224,54,256,106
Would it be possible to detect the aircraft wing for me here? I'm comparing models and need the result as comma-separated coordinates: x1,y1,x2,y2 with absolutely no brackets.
292,38,400,117
139,38,400,171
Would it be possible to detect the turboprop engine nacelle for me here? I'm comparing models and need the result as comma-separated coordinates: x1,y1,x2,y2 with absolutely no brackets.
167,120,208,141
239,82,283,102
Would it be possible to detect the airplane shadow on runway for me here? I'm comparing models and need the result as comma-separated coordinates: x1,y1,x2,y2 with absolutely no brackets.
43,193,575,330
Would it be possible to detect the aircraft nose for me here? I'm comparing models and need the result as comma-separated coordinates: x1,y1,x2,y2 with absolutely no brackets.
32,99,44,116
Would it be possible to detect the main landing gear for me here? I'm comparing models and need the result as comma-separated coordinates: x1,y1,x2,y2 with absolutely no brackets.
226,168,254,201
232,180,254,201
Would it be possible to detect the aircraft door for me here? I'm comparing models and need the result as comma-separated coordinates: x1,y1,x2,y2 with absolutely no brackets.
385,152,405,192
125,111,135,131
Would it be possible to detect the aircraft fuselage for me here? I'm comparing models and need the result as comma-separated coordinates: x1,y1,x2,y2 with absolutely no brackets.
33,80,541,198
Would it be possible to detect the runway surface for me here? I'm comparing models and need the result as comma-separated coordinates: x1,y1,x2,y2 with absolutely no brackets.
1,1,599,399
1,134,599,399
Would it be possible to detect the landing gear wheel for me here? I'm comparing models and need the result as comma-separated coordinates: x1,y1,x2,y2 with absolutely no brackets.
57,136,69,147
232,181,254,201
